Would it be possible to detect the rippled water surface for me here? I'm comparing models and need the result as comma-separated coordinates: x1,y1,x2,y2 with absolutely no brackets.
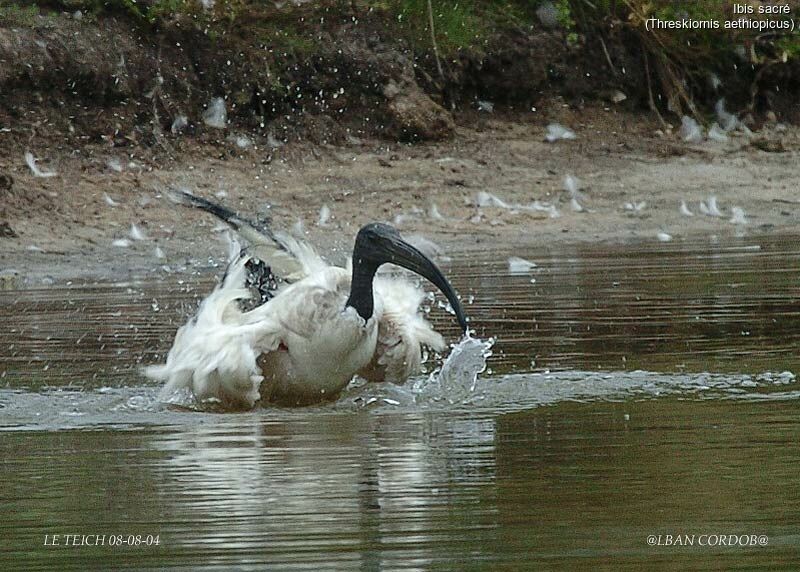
2,235,799,570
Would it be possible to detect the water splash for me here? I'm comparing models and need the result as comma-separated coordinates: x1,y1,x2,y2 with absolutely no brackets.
418,337,495,404
679,116,703,143
202,97,227,129
1,367,797,429
545,123,576,142
507,256,537,274
24,151,58,178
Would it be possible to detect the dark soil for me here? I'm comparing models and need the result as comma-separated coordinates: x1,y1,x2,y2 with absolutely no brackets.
2,1,796,156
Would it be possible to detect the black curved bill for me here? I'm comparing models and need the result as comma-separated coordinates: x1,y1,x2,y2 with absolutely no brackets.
379,235,469,334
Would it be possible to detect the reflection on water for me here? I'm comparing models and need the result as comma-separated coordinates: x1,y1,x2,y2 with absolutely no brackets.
1,235,799,569
150,414,498,569
453,239,800,374
3,401,798,570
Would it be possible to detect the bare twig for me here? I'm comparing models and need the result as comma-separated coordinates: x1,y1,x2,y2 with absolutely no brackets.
149,43,173,155
426,0,453,110
426,0,444,85
623,0,700,121
643,51,667,128
747,62,773,113
599,36,617,76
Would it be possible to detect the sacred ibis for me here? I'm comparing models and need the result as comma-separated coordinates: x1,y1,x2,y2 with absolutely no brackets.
145,191,468,409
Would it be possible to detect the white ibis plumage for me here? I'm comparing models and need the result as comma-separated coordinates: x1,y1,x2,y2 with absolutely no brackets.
145,191,468,409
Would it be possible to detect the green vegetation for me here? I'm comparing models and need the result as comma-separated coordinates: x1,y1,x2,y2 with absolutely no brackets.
390,0,487,53
250,11,320,58
30,0,799,116
0,3,43,27
388,0,798,112
51,0,240,25
567,0,797,114
53,0,797,69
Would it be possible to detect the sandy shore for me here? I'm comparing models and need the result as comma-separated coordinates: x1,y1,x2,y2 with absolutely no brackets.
2,107,798,286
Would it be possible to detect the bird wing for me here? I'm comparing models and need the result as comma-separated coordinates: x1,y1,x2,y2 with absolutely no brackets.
358,277,446,384
144,255,283,409
168,189,326,281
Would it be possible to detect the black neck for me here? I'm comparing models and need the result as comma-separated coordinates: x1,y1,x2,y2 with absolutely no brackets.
345,260,379,321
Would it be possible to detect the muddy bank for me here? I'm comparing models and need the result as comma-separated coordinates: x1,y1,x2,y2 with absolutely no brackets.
1,3,799,285
1,103,799,286
2,0,798,153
